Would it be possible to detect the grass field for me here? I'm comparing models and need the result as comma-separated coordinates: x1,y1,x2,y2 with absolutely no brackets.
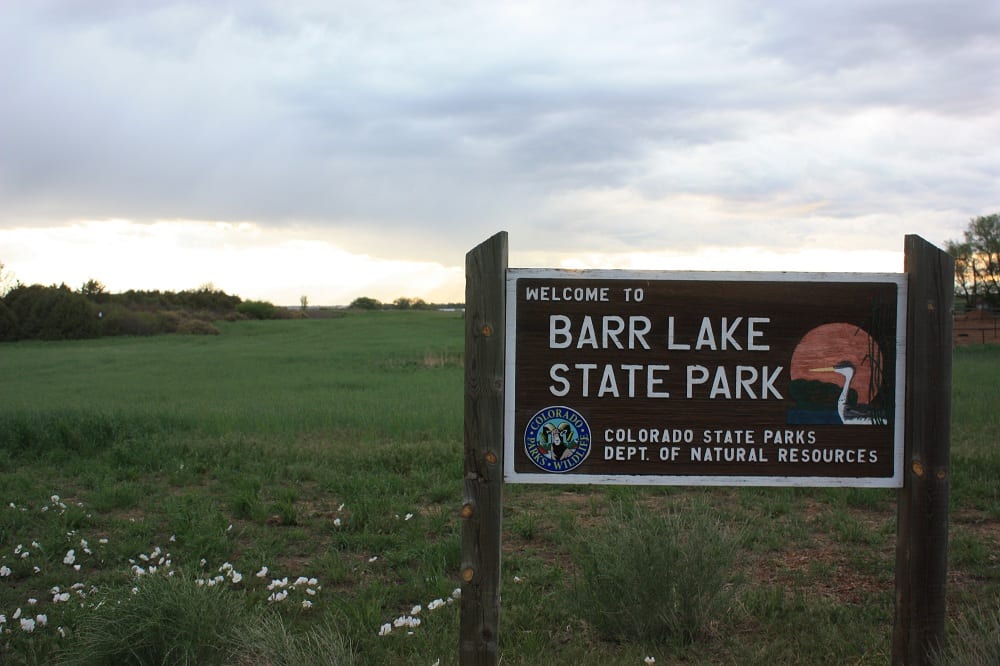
1,312,997,664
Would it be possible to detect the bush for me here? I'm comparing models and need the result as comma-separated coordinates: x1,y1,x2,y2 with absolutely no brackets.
570,501,739,645
59,574,252,665
0,299,16,341
349,296,382,310
4,284,100,340
226,613,357,665
237,300,278,320
97,303,165,336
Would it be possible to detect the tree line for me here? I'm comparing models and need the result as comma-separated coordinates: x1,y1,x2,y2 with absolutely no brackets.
946,213,1000,309
0,275,287,342
0,264,460,342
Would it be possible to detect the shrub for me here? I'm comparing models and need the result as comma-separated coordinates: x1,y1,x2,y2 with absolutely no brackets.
349,296,382,310
97,303,164,336
226,613,357,665
59,574,252,665
570,501,739,646
237,299,278,320
4,284,100,340
0,298,16,341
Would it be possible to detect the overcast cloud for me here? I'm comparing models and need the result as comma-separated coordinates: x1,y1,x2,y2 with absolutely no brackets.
1,0,998,301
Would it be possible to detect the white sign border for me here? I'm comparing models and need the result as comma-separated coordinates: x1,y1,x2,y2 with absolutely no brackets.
503,268,908,488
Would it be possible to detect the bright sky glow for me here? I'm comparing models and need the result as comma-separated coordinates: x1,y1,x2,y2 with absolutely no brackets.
1,1,997,304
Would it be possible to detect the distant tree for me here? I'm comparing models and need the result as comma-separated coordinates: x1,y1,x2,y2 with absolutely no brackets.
300,295,309,310
0,261,16,297
393,297,412,310
350,296,382,310
237,300,278,320
945,239,976,304
4,284,100,340
410,298,429,310
0,299,16,341
79,278,109,302
946,213,1000,307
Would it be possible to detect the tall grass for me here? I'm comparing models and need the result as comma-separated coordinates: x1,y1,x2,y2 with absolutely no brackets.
570,501,739,646
0,317,996,664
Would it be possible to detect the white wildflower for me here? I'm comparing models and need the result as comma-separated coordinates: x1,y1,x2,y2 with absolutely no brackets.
53,592,71,603
0,565,11,577
20,617,35,632
451,588,462,599
301,600,313,610
255,566,268,578
404,513,414,521
378,623,392,636
644,658,656,665
230,572,243,584
427,598,445,611
99,538,108,544
306,588,317,596
27,598,37,605
410,604,422,615
368,556,378,563
13,608,22,619
50,495,60,504
35,614,47,626
333,518,342,527
393,615,420,629
63,550,76,565
308,577,318,586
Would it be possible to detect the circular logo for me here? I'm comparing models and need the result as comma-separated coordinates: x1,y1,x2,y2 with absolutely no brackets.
524,406,592,473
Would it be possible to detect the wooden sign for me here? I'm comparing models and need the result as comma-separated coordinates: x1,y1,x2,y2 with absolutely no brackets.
504,270,907,487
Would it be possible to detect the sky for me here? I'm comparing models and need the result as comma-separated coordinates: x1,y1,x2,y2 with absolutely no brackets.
2,0,998,305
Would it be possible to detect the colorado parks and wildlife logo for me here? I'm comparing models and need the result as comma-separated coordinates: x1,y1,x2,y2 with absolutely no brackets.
524,406,592,473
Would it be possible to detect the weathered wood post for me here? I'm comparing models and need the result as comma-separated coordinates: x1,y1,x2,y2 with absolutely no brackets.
893,234,954,664
460,231,507,665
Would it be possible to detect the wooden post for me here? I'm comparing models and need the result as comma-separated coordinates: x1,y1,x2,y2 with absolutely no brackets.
460,232,507,665
893,235,954,664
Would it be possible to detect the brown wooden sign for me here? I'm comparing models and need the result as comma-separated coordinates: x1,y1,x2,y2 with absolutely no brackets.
504,269,907,487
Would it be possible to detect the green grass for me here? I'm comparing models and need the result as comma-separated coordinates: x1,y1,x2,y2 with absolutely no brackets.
0,313,997,664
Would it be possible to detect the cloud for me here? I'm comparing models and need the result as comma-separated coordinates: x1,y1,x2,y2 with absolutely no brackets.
0,0,997,279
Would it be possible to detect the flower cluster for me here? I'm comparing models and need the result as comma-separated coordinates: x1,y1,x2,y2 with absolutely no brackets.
265,574,321,606
130,543,174,578
377,588,461,637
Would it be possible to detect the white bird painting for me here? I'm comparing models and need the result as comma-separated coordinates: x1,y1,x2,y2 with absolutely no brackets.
810,360,877,425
